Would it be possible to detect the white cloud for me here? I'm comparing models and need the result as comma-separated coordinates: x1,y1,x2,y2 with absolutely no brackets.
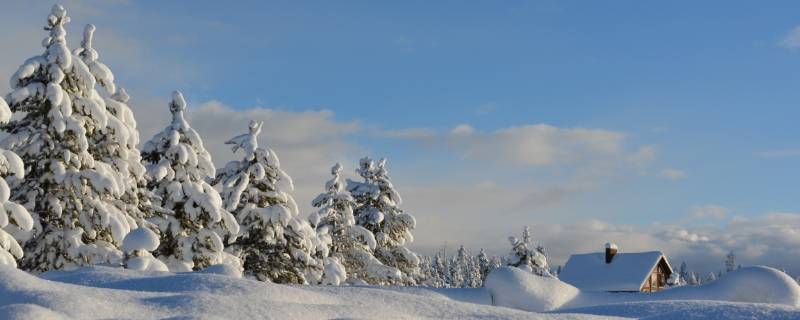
449,123,476,136
758,149,800,158
691,205,729,220
660,168,686,180
780,26,800,49
395,123,652,169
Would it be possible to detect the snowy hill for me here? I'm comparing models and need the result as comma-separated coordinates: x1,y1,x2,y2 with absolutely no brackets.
1,265,800,319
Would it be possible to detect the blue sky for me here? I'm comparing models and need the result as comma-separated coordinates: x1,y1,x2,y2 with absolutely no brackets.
2,0,800,275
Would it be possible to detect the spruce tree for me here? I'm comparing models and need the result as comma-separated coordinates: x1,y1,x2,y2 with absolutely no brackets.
214,121,324,283
0,97,33,268
506,226,552,277
141,91,239,272
477,248,492,283
2,5,135,272
726,250,736,272
73,24,155,225
347,157,420,284
309,162,401,284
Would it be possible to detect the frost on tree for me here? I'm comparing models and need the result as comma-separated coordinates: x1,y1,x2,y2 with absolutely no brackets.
506,226,553,277
213,121,323,284
73,24,154,225
141,91,239,272
0,98,33,268
309,162,403,285
346,157,420,285
2,5,136,272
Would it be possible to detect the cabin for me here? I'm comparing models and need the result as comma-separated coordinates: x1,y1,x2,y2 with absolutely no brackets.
558,243,673,293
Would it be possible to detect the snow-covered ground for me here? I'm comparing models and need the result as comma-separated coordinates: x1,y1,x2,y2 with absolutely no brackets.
1,265,800,319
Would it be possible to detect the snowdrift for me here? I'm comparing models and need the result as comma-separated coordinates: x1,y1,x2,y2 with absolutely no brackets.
0,265,608,320
485,266,800,313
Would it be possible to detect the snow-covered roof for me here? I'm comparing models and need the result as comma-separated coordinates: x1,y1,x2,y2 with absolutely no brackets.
559,251,671,292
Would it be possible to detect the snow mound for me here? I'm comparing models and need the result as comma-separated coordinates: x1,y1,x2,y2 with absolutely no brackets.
486,266,800,314
121,228,159,252
668,266,800,306
485,266,580,312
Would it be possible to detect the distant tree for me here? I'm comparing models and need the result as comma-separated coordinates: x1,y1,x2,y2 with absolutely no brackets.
506,226,552,277
477,249,492,282
666,272,683,287
688,271,700,285
679,262,689,282
725,250,736,272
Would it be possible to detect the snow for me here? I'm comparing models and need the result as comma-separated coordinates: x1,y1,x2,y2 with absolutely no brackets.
559,251,668,292
122,228,159,252
486,266,581,312
486,266,800,314
0,265,612,320
0,264,798,319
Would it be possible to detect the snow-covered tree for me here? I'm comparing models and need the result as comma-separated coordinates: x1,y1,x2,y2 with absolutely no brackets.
450,246,467,287
688,272,700,285
477,249,492,283
141,91,239,272
726,250,736,273
706,271,717,282
347,157,419,285
309,162,401,285
506,226,552,277
3,5,136,272
667,272,684,287
465,255,483,287
0,98,33,268
73,24,155,225
678,262,689,282
213,121,324,283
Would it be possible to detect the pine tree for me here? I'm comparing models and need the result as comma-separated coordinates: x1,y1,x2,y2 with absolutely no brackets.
679,262,689,283
213,120,324,283
506,226,552,277
309,162,401,285
726,250,736,272
141,91,239,272
3,5,135,272
450,245,468,287
666,272,683,287
465,255,483,287
477,248,492,283
0,97,33,268
347,157,420,285
73,24,155,225
688,272,700,285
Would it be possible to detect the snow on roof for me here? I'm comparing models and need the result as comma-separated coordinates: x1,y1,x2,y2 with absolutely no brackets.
559,251,670,292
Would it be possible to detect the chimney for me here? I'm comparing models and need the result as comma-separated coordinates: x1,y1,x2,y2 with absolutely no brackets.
605,242,618,264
